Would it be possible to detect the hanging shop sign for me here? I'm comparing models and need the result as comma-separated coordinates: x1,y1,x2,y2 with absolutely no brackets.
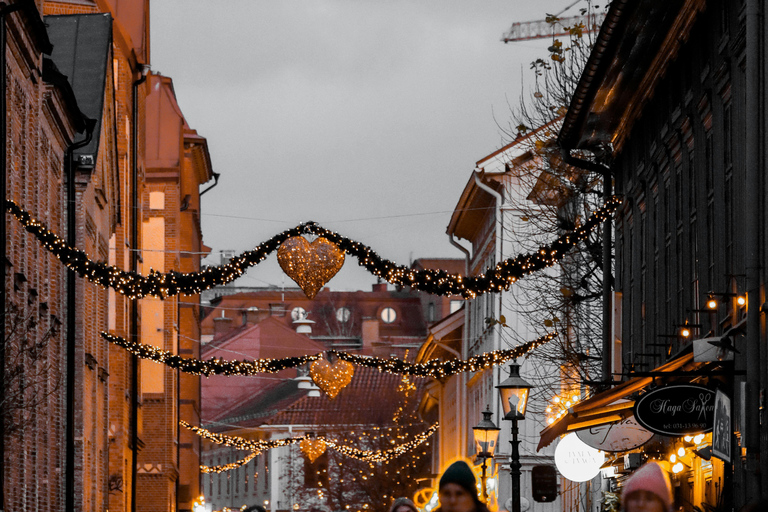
712,389,732,463
633,384,715,436
576,412,654,452
554,433,604,482
531,465,558,502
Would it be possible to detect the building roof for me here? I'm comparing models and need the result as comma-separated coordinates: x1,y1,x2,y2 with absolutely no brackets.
46,13,113,157
557,0,701,151
219,365,427,431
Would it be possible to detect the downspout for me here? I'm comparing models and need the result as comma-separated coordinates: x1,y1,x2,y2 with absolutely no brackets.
199,171,220,196
472,172,504,463
65,118,96,512
560,150,613,386
130,64,148,512
744,0,761,497
446,233,469,464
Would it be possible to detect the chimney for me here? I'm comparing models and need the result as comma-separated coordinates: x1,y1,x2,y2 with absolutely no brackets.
242,306,268,325
361,317,379,353
213,311,233,337
372,283,388,293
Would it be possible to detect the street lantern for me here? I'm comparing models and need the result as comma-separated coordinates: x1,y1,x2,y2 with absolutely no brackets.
496,362,534,512
473,406,501,458
473,406,500,501
496,362,533,420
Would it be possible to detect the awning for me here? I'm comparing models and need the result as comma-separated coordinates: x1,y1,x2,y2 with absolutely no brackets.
537,349,699,451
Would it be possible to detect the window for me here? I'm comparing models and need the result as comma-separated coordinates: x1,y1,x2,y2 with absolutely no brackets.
380,307,396,323
336,307,351,323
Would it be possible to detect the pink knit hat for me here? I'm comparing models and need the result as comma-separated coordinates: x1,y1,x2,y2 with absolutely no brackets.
622,462,673,511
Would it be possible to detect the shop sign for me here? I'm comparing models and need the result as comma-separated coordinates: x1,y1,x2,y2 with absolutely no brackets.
531,465,557,502
576,412,654,452
554,433,604,482
712,389,732,462
633,384,715,436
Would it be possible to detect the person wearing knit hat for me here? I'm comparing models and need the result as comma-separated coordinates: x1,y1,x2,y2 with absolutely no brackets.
434,461,490,512
621,461,674,512
389,497,418,512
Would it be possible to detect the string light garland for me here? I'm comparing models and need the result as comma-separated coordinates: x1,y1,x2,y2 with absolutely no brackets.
6,197,621,299
101,330,556,378
201,452,257,474
100,332,322,376
328,331,558,378
182,420,439,465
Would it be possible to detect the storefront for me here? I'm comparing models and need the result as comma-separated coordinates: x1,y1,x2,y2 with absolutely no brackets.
538,347,734,510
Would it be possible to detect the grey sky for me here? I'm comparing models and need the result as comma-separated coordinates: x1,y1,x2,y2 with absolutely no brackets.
149,1,576,291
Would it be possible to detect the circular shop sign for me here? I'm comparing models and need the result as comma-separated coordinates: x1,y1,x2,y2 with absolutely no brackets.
576,410,654,452
633,384,715,436
554,433,604,482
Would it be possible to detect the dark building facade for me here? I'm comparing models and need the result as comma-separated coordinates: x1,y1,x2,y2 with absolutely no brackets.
556,0,767,508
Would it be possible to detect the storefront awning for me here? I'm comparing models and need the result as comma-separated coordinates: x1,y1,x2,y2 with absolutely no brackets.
537,350,698,451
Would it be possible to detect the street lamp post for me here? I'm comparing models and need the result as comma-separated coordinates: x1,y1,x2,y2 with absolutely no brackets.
496,362,533,512
472,406,500,501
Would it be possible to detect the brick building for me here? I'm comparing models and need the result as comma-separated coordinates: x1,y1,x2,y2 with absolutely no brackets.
3,2,213,511
2,4,87,511
139,72,214,511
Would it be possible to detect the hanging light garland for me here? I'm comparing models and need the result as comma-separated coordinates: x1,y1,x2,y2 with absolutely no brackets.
6,197,621,299
327,331,557,378
201,452,258,474
182,420,439,467
100,332,321,376
101,330,556,378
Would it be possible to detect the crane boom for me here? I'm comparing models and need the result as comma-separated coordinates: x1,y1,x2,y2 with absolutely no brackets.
501,12,605,43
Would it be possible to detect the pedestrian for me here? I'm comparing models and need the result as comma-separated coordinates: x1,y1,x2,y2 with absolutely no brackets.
389,497,418,512
243,506,266,512
433,460,490,512
620,461,673,512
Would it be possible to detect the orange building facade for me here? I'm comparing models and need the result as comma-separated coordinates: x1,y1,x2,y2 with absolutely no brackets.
3,2,213,511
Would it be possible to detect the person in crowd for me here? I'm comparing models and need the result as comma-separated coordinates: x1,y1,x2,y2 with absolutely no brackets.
244,506,266,512
389,497,418,512
621,461,673,512
433,460,490,512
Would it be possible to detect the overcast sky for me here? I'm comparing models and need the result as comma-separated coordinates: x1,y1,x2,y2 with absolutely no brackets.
149,1,577,291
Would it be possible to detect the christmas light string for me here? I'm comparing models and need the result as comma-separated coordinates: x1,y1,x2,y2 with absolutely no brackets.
182,420,439,468
201,451,257,474
100,332,322,376
6,197,621,299
327,331,557,377
100,331,556,378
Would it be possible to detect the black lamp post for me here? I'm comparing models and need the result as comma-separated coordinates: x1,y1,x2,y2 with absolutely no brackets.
472,406,500,501
496,362,533,512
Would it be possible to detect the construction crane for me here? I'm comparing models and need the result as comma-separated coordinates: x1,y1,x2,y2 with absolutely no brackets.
501,0,606,43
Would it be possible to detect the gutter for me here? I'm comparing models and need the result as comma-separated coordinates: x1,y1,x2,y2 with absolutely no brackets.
65,117,96,512
130,64,148,512
560,148,613,386
743,0,761,496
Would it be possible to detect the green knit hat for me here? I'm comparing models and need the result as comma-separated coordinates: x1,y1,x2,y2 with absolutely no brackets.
439,461,477,498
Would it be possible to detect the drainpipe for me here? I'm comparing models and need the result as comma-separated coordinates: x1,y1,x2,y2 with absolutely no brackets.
65,118,95,512
130,64,148,512
560,150,613,386
744,0,761,497
199,171,220,197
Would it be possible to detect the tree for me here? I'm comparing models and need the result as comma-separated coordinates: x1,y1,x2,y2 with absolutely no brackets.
281,375,432,512
2,300,62,439
492,1,611,419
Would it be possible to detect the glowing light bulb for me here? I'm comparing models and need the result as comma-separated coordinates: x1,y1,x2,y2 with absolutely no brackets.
553,396,560,403
673,462,684,474
684,435,693,443
669,454,677,463
707,298,718,310
737,296,746,306
678,447,685,457
681,327,691,338
693,434,705,444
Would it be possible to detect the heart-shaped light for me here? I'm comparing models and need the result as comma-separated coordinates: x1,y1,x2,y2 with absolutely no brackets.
299,437,327,463
277,236,345,299
309,358,354,399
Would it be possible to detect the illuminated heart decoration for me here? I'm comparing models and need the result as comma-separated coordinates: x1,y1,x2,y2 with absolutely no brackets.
277,236,345,299
299,437,327,463
309,358,354,399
